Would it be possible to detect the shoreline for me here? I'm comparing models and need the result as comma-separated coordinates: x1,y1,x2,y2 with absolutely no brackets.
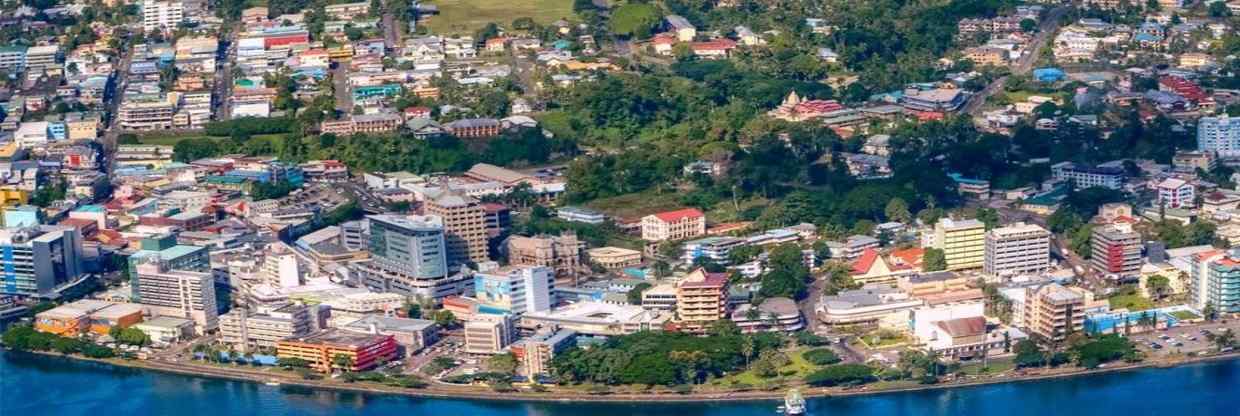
9,349,1240,404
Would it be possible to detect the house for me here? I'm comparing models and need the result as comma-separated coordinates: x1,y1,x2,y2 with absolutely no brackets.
651,33,676,56
664,15,696,42
690,39,737,59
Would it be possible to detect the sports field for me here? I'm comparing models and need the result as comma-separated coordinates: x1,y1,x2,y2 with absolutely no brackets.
421,0,574,34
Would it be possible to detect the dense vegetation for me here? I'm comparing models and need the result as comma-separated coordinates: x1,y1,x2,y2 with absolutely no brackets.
2,326,115,359
549,325,784,386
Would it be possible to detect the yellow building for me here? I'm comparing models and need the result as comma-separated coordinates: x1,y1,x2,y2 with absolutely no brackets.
674,268,729,334
934,218,986,270
0,188,28,206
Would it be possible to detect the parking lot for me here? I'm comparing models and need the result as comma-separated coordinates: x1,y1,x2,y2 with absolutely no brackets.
1129,321,1239,357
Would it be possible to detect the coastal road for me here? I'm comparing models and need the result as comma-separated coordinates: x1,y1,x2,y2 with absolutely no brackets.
963,6,1070,116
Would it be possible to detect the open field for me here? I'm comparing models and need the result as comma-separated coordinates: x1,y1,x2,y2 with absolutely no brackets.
1108,294,1156,311
421,0,575,34
585,190,687,220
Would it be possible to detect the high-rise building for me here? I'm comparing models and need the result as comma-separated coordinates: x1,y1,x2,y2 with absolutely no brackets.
133,260,218,334
354,214,469,300
1189,250,1240,314
423,189,489,266
934,218,986,270
674,268,729,334
1090,223,1141,278
129,234,210,298
1024,283,1086,342
261,242,303,288
143,0,185,33
1199,116,1240,157
984,222,1051,277
0,226,84,298
473,265,554,316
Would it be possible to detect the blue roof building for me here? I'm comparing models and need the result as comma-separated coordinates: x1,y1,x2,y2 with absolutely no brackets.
1032,67,1065,83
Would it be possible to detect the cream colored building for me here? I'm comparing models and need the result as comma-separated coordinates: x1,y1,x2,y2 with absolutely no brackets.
984,222,1051,278
424,189,489,265
586,246,642,270
934,218,986,270
464,314,513,355
641,208,706,242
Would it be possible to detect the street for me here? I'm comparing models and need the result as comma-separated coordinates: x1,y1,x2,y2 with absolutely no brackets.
963,6,1070,116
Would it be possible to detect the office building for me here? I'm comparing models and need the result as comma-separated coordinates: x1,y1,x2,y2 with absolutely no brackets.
1090,223,1141,278
934,218,986,270
474,265,554,316
219,302,322,350
133,260,218,334
118,98,175,130
423,189,489,266
0,226,84,298
340,315,439,356
1024,283,1086,342
1199,116,1240,157
277,329,399,372
511,329,576,377
673,268,729,334
586,246,642,270
143,0,185,33
521,301,672,336
1051,162,1124,190
641,208,706,242
354,215,469,300
506,234,582,283
730,297,804,333
133,316,195,344
464,314,513,355
681,236,746,265
984,222,1051,277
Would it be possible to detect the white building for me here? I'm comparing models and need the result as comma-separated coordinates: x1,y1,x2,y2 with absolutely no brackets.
473,265,554,316
143,0,185,33
1199,116,1240,157
984,223,1051,278
1156,178,1194,209
464,314,513,355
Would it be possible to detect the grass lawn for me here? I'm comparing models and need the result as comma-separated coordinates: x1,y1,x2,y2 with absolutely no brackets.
957,356,1016,376
585,190,688,220
1170,310,1200,320
714,348,818,387
1108,293,1156,311
422,0,575,35
856,329,911,349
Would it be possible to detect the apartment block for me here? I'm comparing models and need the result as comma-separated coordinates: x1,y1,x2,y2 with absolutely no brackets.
118,98,175,130
1051,162,1124,190
984,222,1051,278
1090,223,1141,278
1156,178,1194,209
510,329,576,377
674,268,729,334
934,218,986,271
1198,116,1240,157
143,0,185,33
1190,250,1240,314
1024,283,1085,342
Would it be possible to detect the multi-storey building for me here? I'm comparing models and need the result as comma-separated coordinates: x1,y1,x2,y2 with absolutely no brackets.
934,218,986,271
984,222,1051,278
641,208,706,242
1189,250,1240,314
506,234,582,284
118,98,175,130
0,46,26,71
277,329,399,372
219,302,319,350
143,0,185,33
1024,283,1085,342
1091,223,1142,278
464,313,513,355
1156,178,1195,209
586,247,642,270
133,260,218,334
1198,116,1240,157
0,226,84,298
473,266,554,316
1051,162,1124,190
674,268,729,334
353,215,468,300
423,189,489,266
681,236,746,265
511,329,576,377
23,45,59,73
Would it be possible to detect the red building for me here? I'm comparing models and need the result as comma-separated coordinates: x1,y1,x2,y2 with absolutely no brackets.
262,31,311,49
277,330,399,373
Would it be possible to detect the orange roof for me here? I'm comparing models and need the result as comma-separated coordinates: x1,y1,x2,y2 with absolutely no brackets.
652,208,704,223
851,248,880,275
691,39,737,51
1194,249,1225,260
889,247,925,270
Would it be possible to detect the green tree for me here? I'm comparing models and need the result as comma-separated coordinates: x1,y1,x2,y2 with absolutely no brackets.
804,364,876,386
433,310,458,328
884,198,912,224
923,248,947,272
627,282,652,305
802,348,842,365
332,353,356,372
487,352,519,375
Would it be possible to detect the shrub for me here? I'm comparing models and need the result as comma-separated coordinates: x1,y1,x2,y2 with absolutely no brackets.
802,348,842,366
804,364,876,387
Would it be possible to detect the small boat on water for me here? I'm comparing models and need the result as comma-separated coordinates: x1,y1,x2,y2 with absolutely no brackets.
783,389,806,415
265,380,281,386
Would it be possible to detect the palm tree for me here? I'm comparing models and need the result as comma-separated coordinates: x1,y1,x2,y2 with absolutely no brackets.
740,335,755,368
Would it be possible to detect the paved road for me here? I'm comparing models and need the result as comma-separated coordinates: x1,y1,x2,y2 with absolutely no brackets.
214,22,244,121
332,62,353,115
963,6,1070,116
381,3,402,50
100,31,135,179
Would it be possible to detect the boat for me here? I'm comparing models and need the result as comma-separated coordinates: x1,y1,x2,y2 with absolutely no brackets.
264,380,281,386
783,388,806,415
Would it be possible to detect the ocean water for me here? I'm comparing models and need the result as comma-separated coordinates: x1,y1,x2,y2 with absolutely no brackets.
2,352,1236,415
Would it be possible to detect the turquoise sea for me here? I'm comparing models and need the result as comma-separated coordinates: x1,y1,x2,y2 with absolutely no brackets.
2,352,1236,415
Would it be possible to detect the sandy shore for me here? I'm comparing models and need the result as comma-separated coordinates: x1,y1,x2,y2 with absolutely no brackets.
17,350,1240,404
